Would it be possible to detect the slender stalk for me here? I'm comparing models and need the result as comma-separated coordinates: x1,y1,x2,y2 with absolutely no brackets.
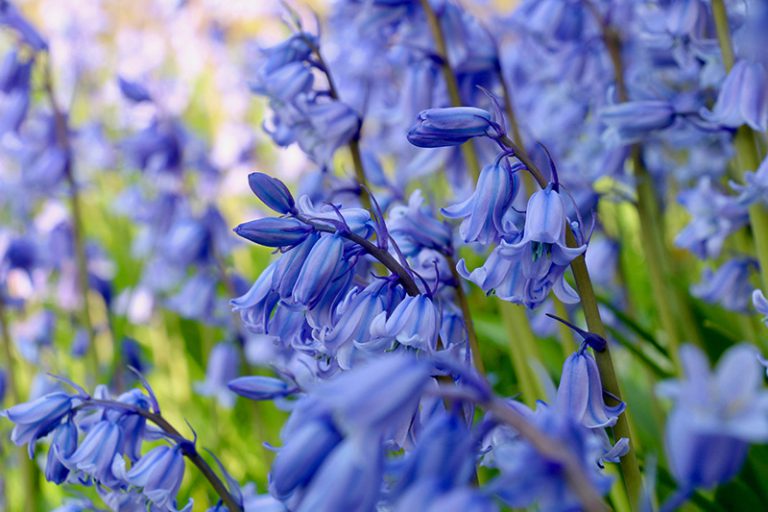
82,399,242,511
486,397,609,512
500,302,545,405
554,298,578,358
446,255,485,374
417,0,481,181
42,59,98,380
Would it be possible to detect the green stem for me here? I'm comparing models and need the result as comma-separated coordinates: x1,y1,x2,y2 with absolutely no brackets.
446,255,485,375
42,58,98,382
500,302,545,405
418,0,480,181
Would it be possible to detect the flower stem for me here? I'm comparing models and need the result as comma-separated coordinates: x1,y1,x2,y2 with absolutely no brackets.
42,58,99,382
418,0,481,181
446,255,485,375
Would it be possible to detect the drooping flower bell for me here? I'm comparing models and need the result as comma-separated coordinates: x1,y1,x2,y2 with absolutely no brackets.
703,60,768,132
658,344,768,493
442,159,520,244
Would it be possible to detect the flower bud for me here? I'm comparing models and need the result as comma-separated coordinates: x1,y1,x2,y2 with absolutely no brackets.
248,172,296,214
407,107,500,148
234,217,313,248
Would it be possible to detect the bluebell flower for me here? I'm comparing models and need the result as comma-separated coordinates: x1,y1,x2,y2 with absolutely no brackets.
258,32,316,74
117,76,152,103
194,342,240,408
0,369,6,405
485,404,612,512
291,233,347,308
658,344,768,492
123,445,186,510
556,348,625,429
252,62,314,102
112,389,151,462
408,107,502,148
294,99,361,164
394,411,477,497
507,184,586,278
231,261,280,333
459,184,584,308
166,273,219,323
388,191,453,255
443,159,520,244
269,420,344,501
753,289,768,327
45,418,78,484
3,391,75,457
228,376,295,401
294,434,383,512
248,172,296,215
12,309,55,363
691,258,757,312
310,353,432,435
731,154,768,207
703,60,768,132
516,0,594,42
369,294,440,352
600,100,677,145
675,178,748,259
0,2,48,51
234,217,314,248
65,419,123,485
316,281,397,367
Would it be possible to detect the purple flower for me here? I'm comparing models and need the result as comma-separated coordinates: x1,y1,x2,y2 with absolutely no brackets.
291,233,347,308
228,376,295,401
408,107,502,148
269,420,343,501
369,294,440,352
234,217,314,248
658,344,768,491
116,76,152,103
442,159,520,244
600,100,677,145
703,60,768,132
124,445,186,509
248,172,296,215
691,258,756,312
295,435,383,512
45,419,78,484
3,391,75,457
65,419,123,485
556,348,624,429
194,342,240,408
